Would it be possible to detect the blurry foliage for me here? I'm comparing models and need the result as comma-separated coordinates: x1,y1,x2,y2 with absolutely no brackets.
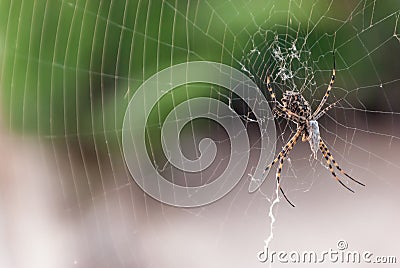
0,0,399,150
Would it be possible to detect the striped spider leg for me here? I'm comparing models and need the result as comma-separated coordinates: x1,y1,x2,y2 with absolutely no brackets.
263,130,302,207
312,51,336,118
319,138,365,193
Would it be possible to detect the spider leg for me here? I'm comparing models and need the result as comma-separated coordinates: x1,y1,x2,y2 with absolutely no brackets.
312,52,336,118
276,155,296,207
265,75,279,106
319,142,355,193
314,99,342,120
265,75,283,117
319,139,365,186
264,130,301,172
266,130,301,207
272,106,290,120
274,106,304,124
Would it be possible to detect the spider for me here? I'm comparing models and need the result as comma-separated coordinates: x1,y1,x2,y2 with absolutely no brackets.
264,53,365,207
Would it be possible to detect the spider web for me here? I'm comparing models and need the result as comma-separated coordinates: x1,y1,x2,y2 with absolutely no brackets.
1,0,400,267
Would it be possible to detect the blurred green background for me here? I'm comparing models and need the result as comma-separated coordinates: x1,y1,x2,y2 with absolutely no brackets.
1,0,399,149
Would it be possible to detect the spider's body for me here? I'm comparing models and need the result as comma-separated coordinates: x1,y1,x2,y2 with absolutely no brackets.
281,91,312,119
280,90,318,155
263,55,365,207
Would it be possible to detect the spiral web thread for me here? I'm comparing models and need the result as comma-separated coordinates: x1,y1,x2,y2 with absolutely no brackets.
1,0,400,267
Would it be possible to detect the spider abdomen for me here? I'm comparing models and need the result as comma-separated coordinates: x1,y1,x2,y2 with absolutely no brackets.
281,91,312,118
